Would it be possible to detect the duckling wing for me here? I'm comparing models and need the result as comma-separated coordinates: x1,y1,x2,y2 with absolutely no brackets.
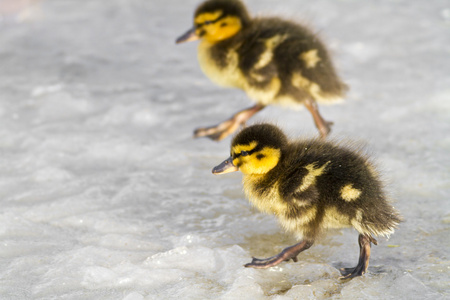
278,165,321,209
236,22,286,89
237,18,347,103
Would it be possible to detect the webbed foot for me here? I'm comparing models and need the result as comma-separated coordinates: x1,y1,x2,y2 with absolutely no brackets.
244,240,313,269
194,104,265,141
339,234,377,279
304,98,333,139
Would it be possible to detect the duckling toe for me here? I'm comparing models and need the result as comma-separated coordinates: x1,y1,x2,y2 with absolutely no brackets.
194,104,265,140
339,267,354,276
338,234,374,279
318,121,333,139
194,126,224,141
194,119,240,141
244,255,288,269
338,264,366,279
244,240,313,269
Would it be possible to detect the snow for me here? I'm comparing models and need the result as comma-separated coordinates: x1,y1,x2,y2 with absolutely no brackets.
0,0,449,299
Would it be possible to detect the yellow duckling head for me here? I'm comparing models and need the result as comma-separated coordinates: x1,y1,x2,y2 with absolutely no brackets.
176,0,250,44
213,124,288,175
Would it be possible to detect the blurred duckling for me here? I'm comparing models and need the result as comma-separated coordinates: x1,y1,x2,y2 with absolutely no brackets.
176,0,347,140
212,123,401,278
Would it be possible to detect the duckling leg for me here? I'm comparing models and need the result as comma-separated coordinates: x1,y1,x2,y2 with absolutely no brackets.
339,234,377,279
304,98,333,138
244,240,314,269
194,104,265,141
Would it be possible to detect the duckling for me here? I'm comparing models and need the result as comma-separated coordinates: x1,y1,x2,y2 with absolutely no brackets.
176,0,347,140
212,123,401,278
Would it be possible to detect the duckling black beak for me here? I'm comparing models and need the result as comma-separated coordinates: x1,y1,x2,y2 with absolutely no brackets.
176,27,199,44
212,156,239,175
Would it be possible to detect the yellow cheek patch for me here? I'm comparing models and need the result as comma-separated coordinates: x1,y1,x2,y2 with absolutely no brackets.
232,141,258,155
239,147,281,175
300,49,321,68
340,184,362,202
232,141,258,168
297,161,330,192
202,16,242,43
194,10,223,24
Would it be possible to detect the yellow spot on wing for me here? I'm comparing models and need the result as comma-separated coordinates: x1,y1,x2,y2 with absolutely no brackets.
253,34,289,70
297,161,330,192
300,49,321,68
194,10,223,24
253,50,272,71
340,184,362,202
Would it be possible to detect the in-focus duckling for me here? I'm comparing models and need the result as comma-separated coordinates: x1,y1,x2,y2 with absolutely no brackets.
176,0,347,140
212,123,401,278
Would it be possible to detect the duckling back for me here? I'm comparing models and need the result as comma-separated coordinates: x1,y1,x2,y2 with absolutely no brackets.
241,18,347,105
278,140,400,240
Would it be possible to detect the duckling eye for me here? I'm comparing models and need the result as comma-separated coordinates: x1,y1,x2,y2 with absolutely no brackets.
241,151,249,156
220,22,228,27
204,20,213,25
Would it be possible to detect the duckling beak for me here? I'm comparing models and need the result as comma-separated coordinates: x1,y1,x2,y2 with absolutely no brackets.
176,27,199,44
212,156,239,174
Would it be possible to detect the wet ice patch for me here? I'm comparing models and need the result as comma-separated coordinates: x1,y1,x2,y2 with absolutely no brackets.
339,270,443,299
30,86,96,123
32,167,73,182
343,42,380,63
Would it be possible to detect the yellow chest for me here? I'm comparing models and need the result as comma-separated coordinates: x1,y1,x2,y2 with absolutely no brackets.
242,175,288,216
197,41,246,89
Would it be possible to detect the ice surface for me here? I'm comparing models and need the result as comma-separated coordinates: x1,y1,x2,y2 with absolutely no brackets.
0,0,449,299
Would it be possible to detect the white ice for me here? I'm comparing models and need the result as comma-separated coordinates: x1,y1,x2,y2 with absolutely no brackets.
0,0,449,299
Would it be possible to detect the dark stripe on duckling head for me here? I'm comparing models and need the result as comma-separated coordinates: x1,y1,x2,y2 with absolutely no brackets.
232,124,288,154
195,0,251,27
195,10,223,26
195,13,225,28
232,141,259,158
